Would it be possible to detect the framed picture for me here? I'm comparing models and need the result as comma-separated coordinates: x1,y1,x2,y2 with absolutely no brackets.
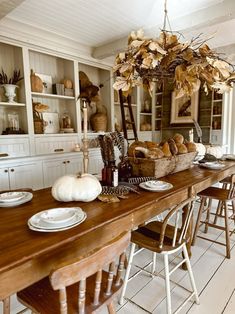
170,91,199,124
42,112,59,134
35,73,52,94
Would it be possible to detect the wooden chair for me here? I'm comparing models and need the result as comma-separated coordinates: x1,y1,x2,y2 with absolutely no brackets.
192,174,235,259
1,298,10,314
119,197,199,314
17,232,130,314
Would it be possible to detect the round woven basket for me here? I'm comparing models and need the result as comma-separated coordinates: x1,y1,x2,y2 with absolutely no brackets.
90,113,107,132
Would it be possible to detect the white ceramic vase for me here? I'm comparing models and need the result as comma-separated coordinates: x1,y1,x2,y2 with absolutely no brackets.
3,84,18,103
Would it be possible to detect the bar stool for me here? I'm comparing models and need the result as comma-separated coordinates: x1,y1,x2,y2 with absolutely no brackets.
120,197,199,314
192,174,235,258
214,176,235,223
17,232,130,314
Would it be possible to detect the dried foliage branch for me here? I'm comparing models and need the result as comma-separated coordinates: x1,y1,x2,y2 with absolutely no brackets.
113,29,235,97
0,68,23,85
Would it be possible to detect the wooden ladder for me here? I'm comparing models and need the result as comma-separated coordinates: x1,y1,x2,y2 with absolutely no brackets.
118,90,138,144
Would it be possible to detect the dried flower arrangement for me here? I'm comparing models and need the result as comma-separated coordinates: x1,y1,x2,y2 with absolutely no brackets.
113,1,235,98
0,69,24,85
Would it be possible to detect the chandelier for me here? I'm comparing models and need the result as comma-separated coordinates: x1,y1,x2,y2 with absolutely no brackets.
113,0,235,97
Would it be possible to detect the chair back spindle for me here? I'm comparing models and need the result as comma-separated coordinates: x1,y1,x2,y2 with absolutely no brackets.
49,232,130,314
159,198,195,250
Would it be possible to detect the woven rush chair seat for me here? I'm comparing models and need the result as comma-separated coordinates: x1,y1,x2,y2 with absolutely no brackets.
192,174,235,259
17,232,130,314
120,196,199,314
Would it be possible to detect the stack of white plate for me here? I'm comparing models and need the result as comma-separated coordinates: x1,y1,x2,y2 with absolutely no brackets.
0,191,33,207
28,207,87,232
139,180,173,192
199,162,225,170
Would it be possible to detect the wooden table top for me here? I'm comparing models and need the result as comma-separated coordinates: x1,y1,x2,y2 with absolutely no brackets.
1,161,235,300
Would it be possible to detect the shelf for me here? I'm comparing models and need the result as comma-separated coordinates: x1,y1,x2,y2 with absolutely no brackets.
0,102,26,107
212,114,222,117
140,112,152,115
31,92,75,100
114,102,137,107
212,99,223,103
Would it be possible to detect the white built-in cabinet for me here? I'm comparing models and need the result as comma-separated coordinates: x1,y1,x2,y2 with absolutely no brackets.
0,40,113,188
0,161,43,191
0,38,156,190
43,155,83,188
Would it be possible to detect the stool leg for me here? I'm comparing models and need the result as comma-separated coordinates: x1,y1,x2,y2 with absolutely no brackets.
182,244,200,305
151,252,157,276
224,202,231,259
214,200,222,224
204,199,212,234
119,243,135,305
192,197,206,245
164,253,171,314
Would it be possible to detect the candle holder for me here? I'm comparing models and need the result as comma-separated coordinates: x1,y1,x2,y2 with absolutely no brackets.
82,99,89,173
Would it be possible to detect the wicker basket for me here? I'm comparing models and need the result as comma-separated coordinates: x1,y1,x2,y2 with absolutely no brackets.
90,113,107,132
128,152,197,178
34,119,44,134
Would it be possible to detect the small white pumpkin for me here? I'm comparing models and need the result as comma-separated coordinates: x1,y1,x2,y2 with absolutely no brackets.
194,143,206,157
206,145,223,159
51,173,102,202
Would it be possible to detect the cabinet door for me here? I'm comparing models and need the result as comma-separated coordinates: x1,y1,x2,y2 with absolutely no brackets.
65,157,83,175
0,167,10,190
88,154,103,176
43,159,66,188
9,163,43,190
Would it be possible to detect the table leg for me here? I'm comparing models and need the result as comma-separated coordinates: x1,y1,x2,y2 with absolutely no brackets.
3,297,10,314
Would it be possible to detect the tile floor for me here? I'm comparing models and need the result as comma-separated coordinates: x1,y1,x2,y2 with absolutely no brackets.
2,200,235,314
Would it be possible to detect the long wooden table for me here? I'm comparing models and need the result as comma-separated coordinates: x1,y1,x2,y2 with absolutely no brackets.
1,161,235,303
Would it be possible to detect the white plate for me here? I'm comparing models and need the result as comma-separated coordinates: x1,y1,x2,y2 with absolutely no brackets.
29,207,86,230
28,212,87,232
40,207,77,225
200,162,225,170
224,154,235,161
145,180,169,189
0,191,25,203
139,181,173,192
0,192,33,207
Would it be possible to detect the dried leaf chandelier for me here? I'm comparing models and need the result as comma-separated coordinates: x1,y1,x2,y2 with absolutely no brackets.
113,0,235,97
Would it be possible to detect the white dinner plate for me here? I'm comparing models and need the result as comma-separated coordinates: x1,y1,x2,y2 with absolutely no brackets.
139,181,173,192
200,162,225,170
0,191,25,203
223,154,235,161
40,207,77,225
145,180,169,189
28,211,87,232
29,207,86,230
0,192,33,207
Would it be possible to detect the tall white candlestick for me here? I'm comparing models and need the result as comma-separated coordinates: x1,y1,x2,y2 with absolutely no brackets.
83,100,87,139
82,100,89,173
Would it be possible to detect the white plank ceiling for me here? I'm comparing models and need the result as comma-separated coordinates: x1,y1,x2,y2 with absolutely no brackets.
1,0,235,59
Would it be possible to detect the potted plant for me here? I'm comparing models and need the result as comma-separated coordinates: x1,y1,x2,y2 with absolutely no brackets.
0,69,23,102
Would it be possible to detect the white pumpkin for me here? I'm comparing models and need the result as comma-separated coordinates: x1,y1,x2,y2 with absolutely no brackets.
194,143,206,160
206,145,223,159
51,173,102,202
